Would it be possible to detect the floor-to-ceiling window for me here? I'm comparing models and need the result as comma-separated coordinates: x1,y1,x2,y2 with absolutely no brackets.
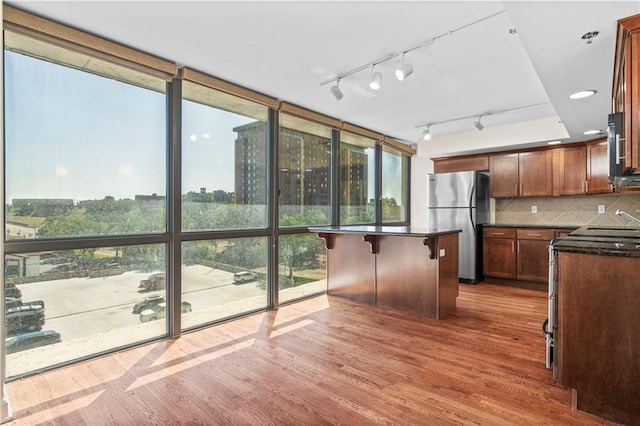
3,32,170,377
339,132,377,224
277,114,331,303
382,147,409,223
180,81,269,327
2,8,413,380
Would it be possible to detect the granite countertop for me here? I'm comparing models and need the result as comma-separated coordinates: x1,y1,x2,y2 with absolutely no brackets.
552,225,640,257
308,225,461,237
482,224,580,230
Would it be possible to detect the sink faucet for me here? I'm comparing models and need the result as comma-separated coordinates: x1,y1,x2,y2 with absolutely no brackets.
615,209,640,226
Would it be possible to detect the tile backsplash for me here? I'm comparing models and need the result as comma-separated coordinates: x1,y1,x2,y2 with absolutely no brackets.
494,193,640,226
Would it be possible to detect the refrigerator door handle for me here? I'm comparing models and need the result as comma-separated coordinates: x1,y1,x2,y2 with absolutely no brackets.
469,185,476,233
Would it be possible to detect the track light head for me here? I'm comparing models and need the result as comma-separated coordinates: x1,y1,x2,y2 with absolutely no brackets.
472,118,484,132
395,53,413,81
422,126,432,141
330,79,344,101
369,71,382,90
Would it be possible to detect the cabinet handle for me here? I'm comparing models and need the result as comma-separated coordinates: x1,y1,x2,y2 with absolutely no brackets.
517,241,520,252
520,184,523,196
511,241,515,252
491,232,505,236
514,184,518,196
581,181,585,193
527,233,542,237
585,181,588,193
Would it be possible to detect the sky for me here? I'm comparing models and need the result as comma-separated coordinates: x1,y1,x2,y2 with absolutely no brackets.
4,50,251,203
5,49,398,205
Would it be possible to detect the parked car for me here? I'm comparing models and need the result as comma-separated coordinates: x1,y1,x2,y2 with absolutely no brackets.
138,272,166,292
5,282,22,299
5,330,61,354
132,296,165,314
5,297,22,309
139,301,191,322
6,306,45,335
233,271,257,284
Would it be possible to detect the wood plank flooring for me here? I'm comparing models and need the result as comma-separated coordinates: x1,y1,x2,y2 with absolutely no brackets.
6,283,615,425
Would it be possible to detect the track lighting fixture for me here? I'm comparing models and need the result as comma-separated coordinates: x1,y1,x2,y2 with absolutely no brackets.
472,117,484,132
416,101,550,140
369,66,382,90
319,10,506,101
422,126,432,141
395,53,413,81
330,79,343,101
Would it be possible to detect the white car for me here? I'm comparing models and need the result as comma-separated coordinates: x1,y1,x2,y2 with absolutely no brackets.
139,301,192,322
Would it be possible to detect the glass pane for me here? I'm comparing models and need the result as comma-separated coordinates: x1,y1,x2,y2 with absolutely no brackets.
4,50,167,240
340,132,376,224
278,233,327,303
182,81,268,231
5,244,167,378
382,149,408,222
181,237,267,328
278,114,332,227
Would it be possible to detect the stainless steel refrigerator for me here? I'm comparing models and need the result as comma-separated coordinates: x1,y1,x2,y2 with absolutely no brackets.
427,171,490,283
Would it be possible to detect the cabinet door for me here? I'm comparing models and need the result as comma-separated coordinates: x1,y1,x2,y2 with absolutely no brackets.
587,140,613,194
554,146,587,195
519,150,553,196
516,239,551,282
489,154,519,197
483,237,516,279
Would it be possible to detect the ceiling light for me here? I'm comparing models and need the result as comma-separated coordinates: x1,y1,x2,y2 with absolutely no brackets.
547,140,562,145
395,53,413,81
422,126,432,141
584,129,603,135
581,31,599,44
570,90,597,99
472,117,484,132
330,79,343,101
369,67,382,90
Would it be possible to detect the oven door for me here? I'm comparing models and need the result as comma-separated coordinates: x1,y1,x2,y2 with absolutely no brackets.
545,243,558,379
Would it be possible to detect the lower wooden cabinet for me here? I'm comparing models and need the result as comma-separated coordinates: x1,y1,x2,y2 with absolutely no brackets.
484,227,556,283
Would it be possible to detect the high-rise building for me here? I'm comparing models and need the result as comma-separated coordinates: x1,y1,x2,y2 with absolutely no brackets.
233,122,368,209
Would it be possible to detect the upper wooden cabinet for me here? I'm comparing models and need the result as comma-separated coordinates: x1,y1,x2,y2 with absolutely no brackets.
432,154,488,173
489,151,552,197
613,14,640,171
553,146,587,196
586,139,613,194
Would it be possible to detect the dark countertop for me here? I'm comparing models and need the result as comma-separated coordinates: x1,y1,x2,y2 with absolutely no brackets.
308,225,461,237
482,224,580,230
552,225,640,257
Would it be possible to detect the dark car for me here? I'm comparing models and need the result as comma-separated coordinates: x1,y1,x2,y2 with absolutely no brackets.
132,296,165,314
6,330,61,354
5,282,22,299
6,306,45,335
5,297,22,309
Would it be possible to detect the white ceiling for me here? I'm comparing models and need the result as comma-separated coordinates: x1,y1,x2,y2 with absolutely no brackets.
7,1,640,156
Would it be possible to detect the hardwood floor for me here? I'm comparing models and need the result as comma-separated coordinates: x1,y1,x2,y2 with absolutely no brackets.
6,283,614,425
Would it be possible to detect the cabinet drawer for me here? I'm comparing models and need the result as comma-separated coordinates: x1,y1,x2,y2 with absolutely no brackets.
484,227,516,238
516,228,555,241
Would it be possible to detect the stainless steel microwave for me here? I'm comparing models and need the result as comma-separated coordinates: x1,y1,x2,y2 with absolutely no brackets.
608,112,640,187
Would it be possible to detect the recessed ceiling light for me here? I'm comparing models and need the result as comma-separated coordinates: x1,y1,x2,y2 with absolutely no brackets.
570,90,597,99
584,129,603,135
547,141,562,145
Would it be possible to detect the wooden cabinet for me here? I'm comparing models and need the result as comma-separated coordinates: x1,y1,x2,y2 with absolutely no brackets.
613,14,640,172
515,228,555,282
489,151,552,197
484,227,555,283
553,146,587,195
483,227,516,279
489,154,519,197
432,154,488,173
586,139,613,194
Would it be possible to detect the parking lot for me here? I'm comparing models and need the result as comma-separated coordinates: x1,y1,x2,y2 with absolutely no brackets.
7,265,325,377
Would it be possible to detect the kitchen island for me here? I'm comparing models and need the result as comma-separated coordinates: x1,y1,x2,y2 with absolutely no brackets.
550,225,640,425
310,226,460,319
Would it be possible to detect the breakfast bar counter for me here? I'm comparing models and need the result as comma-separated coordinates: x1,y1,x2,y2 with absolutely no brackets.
310,226,461,319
